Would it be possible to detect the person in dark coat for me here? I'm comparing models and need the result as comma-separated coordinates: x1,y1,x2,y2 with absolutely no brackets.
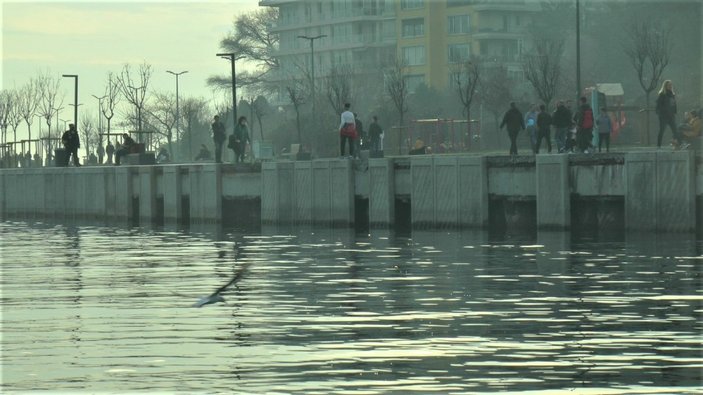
552,101,573,153
212,115,226,163
61,123,81,166
535,104,553,154
114,133,136,165
655,79,681,148
368,115,383,155
500,102,525,157
231,116,250,163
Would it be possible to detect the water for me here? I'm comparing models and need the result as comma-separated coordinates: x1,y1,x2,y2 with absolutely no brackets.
1,221,701,394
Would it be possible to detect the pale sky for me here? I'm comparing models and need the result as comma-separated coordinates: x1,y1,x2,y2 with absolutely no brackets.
1,0,260,140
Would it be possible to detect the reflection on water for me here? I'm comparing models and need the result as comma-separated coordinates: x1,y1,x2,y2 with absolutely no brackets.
1,221,701,394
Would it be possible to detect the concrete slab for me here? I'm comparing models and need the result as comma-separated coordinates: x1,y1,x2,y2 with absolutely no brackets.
537,154,570,229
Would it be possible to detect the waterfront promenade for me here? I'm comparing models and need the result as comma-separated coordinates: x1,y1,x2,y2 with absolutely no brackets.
0,150,700,232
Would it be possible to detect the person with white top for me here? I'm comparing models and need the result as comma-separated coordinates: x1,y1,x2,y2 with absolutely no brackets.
339,103,357,158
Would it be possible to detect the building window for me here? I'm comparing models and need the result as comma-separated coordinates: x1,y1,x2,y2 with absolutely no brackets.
402,46,425,66
404,74,425,93
400,0,423,10
448,43,470,63
402,18,424,38
448,15,470,34
447,0,474,6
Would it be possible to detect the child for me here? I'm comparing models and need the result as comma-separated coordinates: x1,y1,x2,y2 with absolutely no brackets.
596,107,612,153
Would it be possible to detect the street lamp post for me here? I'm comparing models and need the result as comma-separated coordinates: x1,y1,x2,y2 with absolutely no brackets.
298,34,326,151
166,70,188,160
92,94,106,140
62,74,78,126
216,53,239,141
575,0,581,102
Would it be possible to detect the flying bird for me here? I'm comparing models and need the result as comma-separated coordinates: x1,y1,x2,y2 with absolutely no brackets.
191,261,250,308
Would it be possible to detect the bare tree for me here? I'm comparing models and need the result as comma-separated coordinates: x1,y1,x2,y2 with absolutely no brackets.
253,96,268,141
79,115,97,159
0,90,11,145
116,62,152,141
452,59,481,150
285,81,306,144
101,71,121,144
481,64,513,132
624,19,672,145
17,78,41,144
522,39,563,108
146,91,178,158
326,65,354,115
209,8,279,90
7,90,23,146
37,73,64,151
182,96,211,159
384,58,409,128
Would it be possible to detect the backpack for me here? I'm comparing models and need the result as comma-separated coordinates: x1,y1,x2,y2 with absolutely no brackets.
581,108,594,129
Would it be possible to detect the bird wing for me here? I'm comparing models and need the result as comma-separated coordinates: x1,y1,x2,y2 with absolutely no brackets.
207,261,250,298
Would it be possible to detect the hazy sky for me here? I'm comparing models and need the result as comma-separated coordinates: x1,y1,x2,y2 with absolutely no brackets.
1,0,260,139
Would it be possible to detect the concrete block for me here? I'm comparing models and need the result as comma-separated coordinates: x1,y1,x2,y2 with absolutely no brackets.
312,160,332,224
368,158,395,227
458,156,488,227
536,154,570,229
411,156,435,227
114,166,133,222
261,161,293,224
188,164,222,223
656,150,695,232
139,166,157,224
293,161,313,224
434,156,459,227
162,166,182,223
625,151,657,231
330,159,354,226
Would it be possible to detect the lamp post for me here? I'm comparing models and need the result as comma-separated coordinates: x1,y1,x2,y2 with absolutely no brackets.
92,94,106,140
166,70,188,160
216,53,239,139
575,0,581,102
298,34,326,150
62,74,78,126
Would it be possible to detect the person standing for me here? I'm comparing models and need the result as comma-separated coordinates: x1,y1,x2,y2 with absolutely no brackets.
231,116,250,163
524,105,539,153
212,115,226,163
61,123,81,166
500,102,525,157
596,107,613,153
655,79,680,148
106,140,115,165
339,103,357,158
97,143,105,164
354,112,364,158
574,96,594,153
368,115,384,156
535,104,553,154
552,101,573,153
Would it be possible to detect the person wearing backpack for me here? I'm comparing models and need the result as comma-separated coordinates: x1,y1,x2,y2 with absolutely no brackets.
574,96,594,153
596,107,613,153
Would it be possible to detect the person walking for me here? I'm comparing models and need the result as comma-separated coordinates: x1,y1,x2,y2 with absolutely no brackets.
61,123,81,167
574,96,594,153
596,107,613,153
97,143,105,164
500,102,525,158
552,101,573,153
655,79,680,148
535,104,553,154
212,115,226,163
368,115,384,156
524,105,539,153
106,140,115,165
339,103,357,158
231,116,250,163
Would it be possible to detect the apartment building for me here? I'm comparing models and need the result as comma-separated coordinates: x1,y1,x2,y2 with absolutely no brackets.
260,0,397,100
260,0,537,97
397,0,537,92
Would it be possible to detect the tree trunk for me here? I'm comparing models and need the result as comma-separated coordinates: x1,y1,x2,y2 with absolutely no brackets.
466,108,471,151
645,91,651,146
295,108,301,144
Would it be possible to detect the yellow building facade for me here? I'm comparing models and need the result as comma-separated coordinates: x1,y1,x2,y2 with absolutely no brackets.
396,0,536,92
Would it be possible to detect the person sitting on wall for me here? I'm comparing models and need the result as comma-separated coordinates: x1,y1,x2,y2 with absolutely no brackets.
409,138,429,155
679,110,701,149
156,147,170,164
195,144,212,161
114,133,136,165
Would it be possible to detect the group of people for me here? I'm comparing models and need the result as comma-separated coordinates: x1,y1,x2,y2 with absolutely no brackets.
338,102,384,158
211,115,250,163
500,79,701,157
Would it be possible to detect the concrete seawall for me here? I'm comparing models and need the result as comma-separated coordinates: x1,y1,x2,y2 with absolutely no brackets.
1,151,700,232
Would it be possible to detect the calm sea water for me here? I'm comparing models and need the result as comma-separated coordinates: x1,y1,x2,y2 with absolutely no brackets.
1,221,701,394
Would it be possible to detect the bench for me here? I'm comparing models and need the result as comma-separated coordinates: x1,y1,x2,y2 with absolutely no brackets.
280,144,300,160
